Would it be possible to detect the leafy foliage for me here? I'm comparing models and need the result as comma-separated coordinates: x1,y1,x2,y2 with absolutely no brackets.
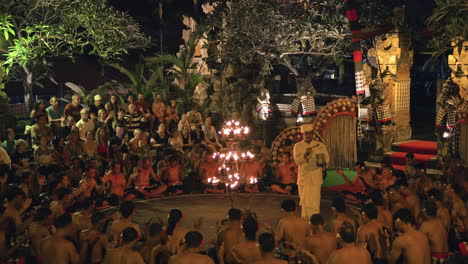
0,0,150,109
146,34,206,102
201,0,351,76
426,0,468,59
0,0,150,71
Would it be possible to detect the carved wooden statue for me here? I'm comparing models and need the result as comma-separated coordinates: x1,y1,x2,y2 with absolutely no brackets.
366,79,395,156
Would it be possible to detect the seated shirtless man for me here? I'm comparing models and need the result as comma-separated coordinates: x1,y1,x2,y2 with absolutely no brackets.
40,214,79,264
357,204,388,263
420,200,449,264
306,214,337,264
331,196,356,234
326,222,372,264
101,161,130,205
275,199,310,250
29,207,52,259
388,208,431,264
169,231,215,264
162,156,184,195
110,201,142,244
129,158,167,199
200,152,225,194
241,158,263,193
80,211,108,264
217,208,244,264
253,233,288,264
231,216,262,264
104,227,145,264
271,152,298,195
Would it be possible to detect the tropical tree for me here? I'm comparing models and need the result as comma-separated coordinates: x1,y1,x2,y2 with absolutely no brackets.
201,0,351,77
0,0,150,110
146,35,206,103
426,0,467,60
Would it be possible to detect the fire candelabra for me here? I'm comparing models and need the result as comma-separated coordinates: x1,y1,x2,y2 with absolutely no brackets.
208,120,257,192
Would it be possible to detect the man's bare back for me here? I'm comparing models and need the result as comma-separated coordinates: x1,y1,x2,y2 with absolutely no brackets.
218,226,244,263
29,222,50,256
111,219,141,243
326,244,372,264
377,207,393,228
231,241,262,264
357,220,386,259
104,247,145,264
389,230,431,264
276,216,310,249
253,257,288,264
331,216,355,234
80,229,107,264
169,252,215,264
306,232,337,264
420,218,448,254
40,236,79,264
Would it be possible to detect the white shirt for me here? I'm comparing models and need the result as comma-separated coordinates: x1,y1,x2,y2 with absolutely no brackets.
76,119,95,141
0,146,11,167
293,139,329,185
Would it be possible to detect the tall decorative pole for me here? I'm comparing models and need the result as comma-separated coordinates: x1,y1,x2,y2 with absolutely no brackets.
344,0,366,97
344,0,367,144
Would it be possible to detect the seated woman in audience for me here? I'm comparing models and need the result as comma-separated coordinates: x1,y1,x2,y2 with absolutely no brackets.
96,109,114,135
66,131,83,157
165,98,179,130
112,108,128,133
30,100,48,123
95,127,110,162
30,114,53,148
169,129,184,152
2,128,16,155
60,115,77,139
190,125,205,146
129,128,143,154
178,113,190,132
82,131,98,158
188,144,204,173
10,139,29,177
34,135,56,168
202,117,222,151
181,126,192,151
105,94,123,114
53,136,72,167
151,123,168,149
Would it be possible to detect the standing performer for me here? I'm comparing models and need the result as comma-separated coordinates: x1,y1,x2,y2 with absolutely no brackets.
293,124,330,220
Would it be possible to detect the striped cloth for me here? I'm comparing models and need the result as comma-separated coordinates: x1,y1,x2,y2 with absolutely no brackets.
291,97,316,116
355,71,368,96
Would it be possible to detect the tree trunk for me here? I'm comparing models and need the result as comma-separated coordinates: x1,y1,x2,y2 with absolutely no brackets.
23,66,33,113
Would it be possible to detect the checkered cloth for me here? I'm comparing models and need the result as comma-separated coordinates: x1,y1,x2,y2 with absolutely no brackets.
366,104,392,123
355,71,367,96
435,110,457,129
291,97,316,116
